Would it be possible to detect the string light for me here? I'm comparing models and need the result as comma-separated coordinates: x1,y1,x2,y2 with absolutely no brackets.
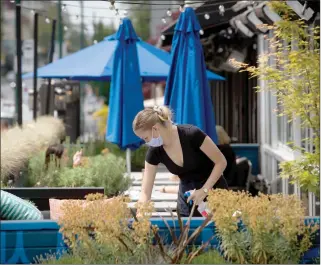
160,35,166,40
109,0,115,10
93,40,98,44
162,17,167,24
30,9,35,15
199,29,204,35
219,5,225,16
64,26,68,31
166,9,172,17
10,0,15,3
18,3,231,25
21,1,234,12
204,13,210,20
62,4,67,12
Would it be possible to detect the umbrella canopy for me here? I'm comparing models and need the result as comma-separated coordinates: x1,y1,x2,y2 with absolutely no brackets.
22,33,224,82
106,18,144,150
164,7,220,144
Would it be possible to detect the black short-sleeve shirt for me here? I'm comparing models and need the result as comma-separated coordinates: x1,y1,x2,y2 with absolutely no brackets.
145,124,214,183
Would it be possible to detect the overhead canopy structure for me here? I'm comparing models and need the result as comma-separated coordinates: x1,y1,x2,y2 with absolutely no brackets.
161,0,319,47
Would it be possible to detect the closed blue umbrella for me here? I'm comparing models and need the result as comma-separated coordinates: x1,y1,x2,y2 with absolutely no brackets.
106,17,144,151
164,7,222,144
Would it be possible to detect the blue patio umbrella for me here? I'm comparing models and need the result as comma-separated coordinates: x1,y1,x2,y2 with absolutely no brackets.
105,18,145,175
164,7,222,144
106,17,144,150
22,35,224,81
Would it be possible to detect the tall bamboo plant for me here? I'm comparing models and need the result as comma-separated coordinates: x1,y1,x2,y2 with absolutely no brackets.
232,2,320,195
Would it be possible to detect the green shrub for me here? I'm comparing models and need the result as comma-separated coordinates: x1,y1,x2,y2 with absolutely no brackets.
37,252,84,264
38,242,166,264
189,249,230,264
26,153,131,197
26,152,62,187
131,145,148,171
58,154,131,197
64,137,147,170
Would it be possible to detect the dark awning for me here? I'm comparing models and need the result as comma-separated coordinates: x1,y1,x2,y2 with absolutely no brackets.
161,0,240,46
161,0,320,47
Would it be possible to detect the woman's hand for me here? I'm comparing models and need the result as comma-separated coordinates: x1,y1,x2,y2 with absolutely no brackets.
187,189,207,206
156,185,166,193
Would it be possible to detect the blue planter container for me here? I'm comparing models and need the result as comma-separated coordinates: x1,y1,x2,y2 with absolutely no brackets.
0,217,319,264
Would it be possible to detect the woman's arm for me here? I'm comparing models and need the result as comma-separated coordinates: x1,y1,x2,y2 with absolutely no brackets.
158,185,179,194
187,136,227,205
139,161,157,202
200,136,227,190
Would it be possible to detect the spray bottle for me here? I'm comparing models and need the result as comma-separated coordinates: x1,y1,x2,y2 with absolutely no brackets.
184,190,211,217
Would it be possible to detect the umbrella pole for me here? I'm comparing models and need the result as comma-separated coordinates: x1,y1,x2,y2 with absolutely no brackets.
33,12,38,120
126,148,131,177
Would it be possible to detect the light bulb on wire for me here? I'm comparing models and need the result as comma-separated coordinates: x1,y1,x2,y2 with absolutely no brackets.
123,10,128,17
64,26,68,31
62,4,67,12
93,40,98,44
162,17,167,24
114,8,119,16
45,17,50,24
166,9,172,17
161,35,166,41
30,9,35,15
10,0,15,3
199,29,204,35
109,0,115,10
219,5,225,16
204,13,210,20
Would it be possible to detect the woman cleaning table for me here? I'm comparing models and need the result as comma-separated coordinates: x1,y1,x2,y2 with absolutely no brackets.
132,106,228,217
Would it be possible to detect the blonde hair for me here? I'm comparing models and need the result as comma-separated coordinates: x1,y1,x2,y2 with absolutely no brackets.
133,106,173,132
216,125,231,145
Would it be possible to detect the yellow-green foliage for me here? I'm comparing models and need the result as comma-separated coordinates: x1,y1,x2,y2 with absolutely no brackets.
207,189,318,264
231,2,320,194
54,194,165,264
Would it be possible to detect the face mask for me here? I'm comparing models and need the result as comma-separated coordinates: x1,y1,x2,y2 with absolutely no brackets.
146,128,163,147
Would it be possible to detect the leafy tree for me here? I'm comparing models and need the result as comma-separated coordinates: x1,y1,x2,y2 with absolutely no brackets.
233,2,320,195
65,28,89,53
37,3,73,54
129,0,150,41
90,20,115,101
92,20,114,42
